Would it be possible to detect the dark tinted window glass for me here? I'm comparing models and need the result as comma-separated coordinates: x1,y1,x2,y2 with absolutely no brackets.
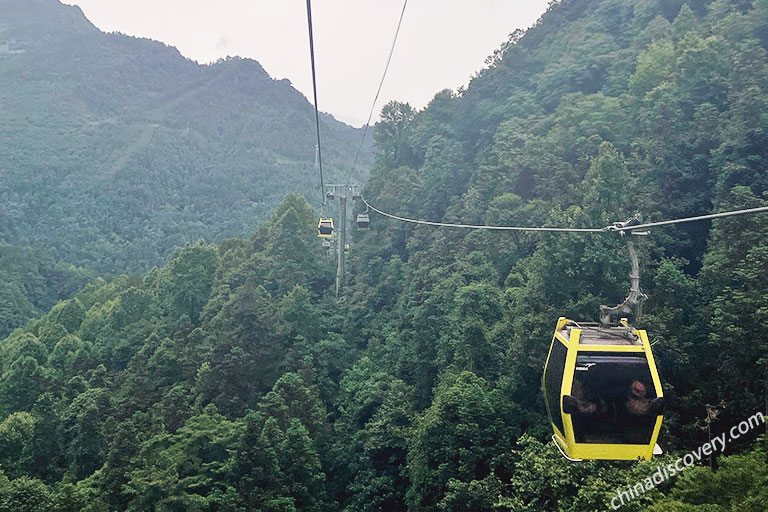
544,340,568,434
569,352,658,445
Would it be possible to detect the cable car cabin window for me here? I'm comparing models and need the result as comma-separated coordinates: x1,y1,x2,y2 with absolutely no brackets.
569,352,657,445
544,341,568,435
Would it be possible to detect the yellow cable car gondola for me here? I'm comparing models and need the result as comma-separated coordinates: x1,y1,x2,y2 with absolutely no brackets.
543,240,665,461
543,317,665,461
317,217,334,238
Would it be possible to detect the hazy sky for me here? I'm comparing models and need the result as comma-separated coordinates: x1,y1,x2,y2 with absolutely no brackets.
63,1,551,126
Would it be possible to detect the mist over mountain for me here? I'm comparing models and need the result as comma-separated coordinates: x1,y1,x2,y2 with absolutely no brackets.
0,0,371,275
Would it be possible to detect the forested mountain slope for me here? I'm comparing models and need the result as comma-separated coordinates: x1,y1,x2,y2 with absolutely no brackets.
344,0,768,507
0,0,370,275
353,0,768,431
0,245,92,338
0,0,767,510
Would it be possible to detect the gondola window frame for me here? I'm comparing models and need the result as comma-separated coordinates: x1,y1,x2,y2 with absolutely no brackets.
544,338,568,436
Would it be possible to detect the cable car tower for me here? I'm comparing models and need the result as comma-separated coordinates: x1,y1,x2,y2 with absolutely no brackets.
325,184,361,298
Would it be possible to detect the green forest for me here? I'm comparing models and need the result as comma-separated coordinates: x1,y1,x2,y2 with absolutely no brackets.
1,0,768,510
0,0,371,337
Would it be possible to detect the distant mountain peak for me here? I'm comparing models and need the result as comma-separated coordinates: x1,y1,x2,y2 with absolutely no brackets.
209,56,271,80
0,0,97,35
0,0,371,277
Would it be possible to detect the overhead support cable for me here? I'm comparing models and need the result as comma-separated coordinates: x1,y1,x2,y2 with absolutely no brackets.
346,0,409,184
359,197,768,234
611,205,768,232
359,196,604,233
305,0,326,206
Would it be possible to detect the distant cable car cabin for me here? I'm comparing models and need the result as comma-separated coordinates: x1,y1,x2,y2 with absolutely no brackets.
543,317,665,461
317,218,334,238
357,213,370,230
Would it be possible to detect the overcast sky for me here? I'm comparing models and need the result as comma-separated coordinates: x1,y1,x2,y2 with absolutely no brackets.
63,1,551,127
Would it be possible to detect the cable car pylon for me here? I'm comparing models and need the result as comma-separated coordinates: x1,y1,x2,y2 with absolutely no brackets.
325,184,362,298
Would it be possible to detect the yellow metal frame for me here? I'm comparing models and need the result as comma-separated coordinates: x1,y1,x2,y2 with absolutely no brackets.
546,317,664,461
317,217,334,238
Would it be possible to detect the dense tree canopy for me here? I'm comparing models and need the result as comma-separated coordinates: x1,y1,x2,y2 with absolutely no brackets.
0,0,372,335
0,0,767,510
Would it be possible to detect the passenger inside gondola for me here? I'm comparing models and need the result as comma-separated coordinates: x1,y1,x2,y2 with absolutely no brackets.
563,379,598,415
563,353,662,445
625,380,666,417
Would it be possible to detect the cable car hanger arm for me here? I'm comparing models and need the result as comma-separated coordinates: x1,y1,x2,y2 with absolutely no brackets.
599,240,646,328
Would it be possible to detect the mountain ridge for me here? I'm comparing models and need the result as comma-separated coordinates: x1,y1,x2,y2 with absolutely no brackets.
0,0,371,276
